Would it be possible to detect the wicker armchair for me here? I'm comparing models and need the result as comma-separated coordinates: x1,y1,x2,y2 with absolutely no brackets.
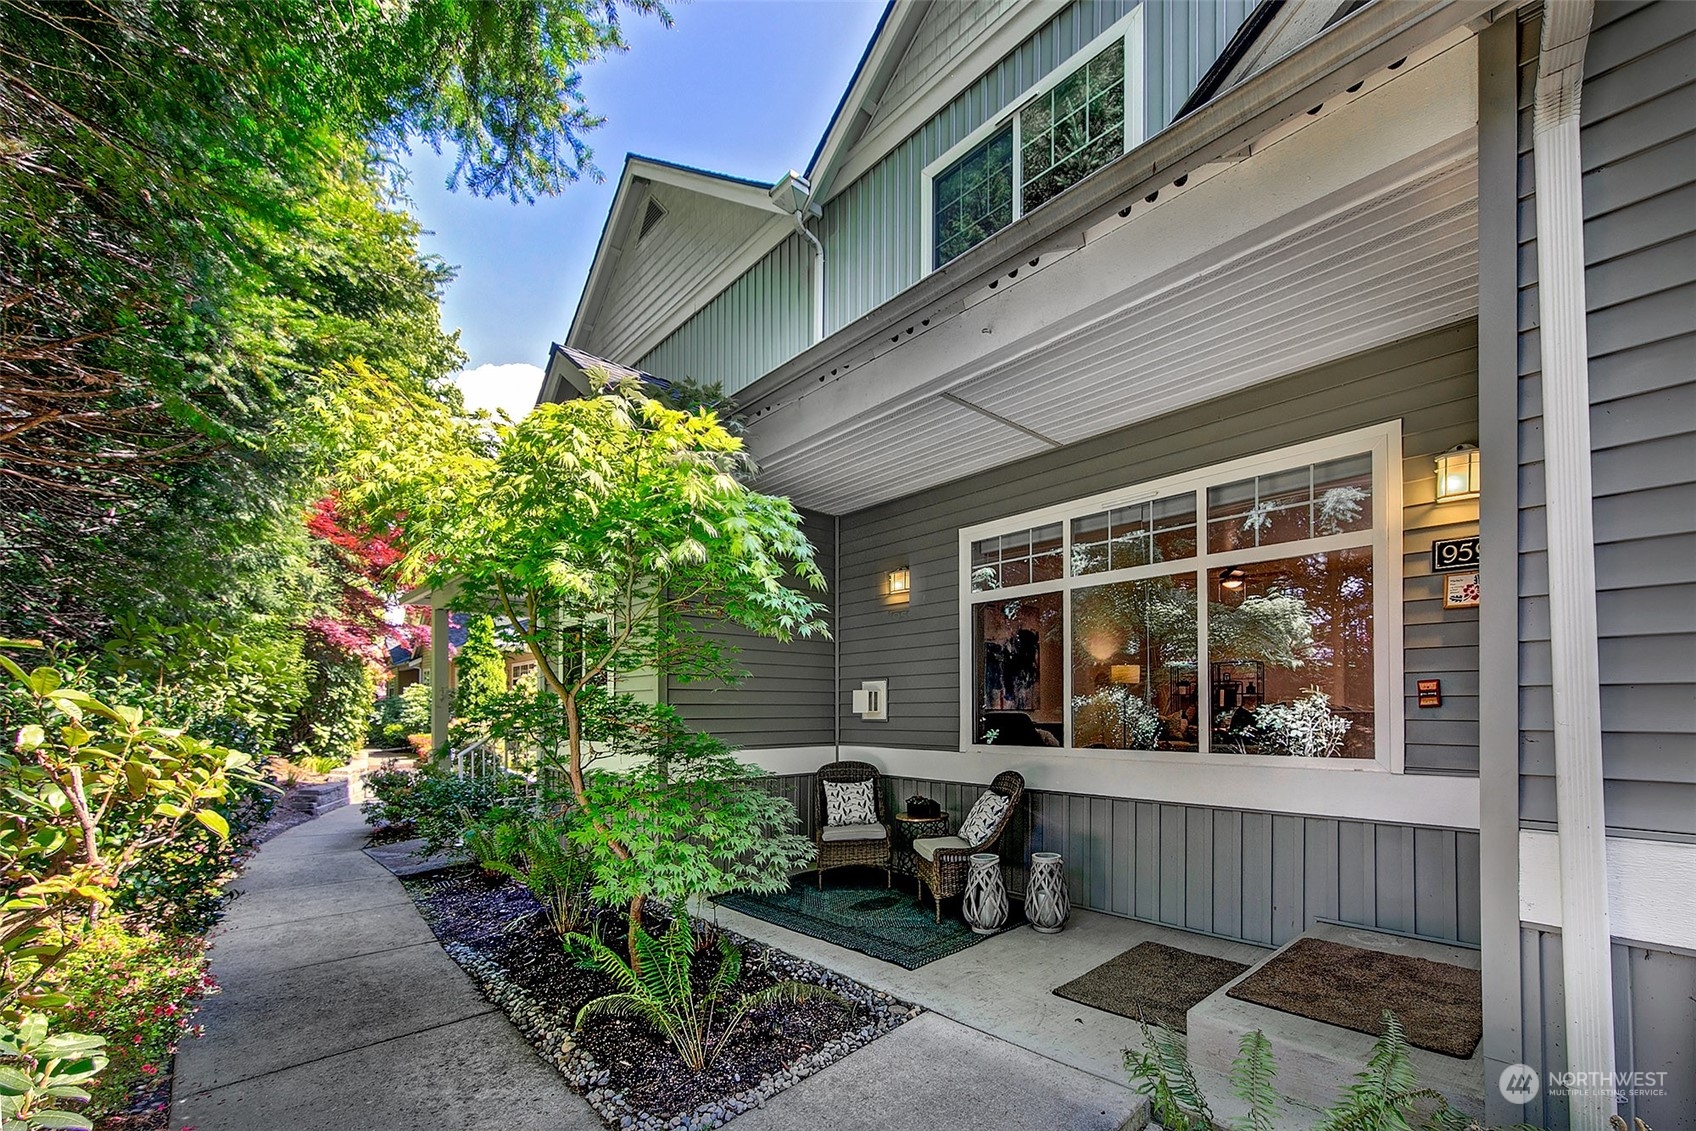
914,770,1025,923
812,760,891,890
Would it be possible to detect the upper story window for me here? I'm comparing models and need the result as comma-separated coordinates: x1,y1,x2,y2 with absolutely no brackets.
958,424,1403,768
924,11,1144,271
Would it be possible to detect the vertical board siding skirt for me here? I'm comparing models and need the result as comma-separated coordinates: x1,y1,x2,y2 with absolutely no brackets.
429,603,451,753
1477,16,1526,1122
1531,4,1616,1127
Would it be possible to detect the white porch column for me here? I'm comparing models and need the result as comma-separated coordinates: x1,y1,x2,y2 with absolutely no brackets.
1531,3,1614,1126
430,603,451,754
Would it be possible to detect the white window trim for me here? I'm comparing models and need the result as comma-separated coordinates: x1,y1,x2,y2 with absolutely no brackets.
955,421,1407,773
920,7,1146,275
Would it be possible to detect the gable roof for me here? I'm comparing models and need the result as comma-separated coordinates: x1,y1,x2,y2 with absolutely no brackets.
537,344,669,405
564,155,796,367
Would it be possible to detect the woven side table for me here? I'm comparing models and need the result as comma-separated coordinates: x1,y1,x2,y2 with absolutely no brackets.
1026,851,1070,934
961,853,1008,934
892,812,950,880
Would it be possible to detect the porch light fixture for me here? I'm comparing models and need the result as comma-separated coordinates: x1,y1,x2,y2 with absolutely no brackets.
1435,444,1481,502
887,567,911,596
1109,663,1141,685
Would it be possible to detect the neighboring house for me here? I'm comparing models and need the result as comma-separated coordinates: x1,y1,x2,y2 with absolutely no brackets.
507,1,1689,1125
387,612,543,696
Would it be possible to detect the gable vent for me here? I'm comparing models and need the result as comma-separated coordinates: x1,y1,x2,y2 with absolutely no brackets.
638,198,667,240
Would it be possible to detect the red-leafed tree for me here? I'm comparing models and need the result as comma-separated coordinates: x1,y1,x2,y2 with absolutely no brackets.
288,495,428,761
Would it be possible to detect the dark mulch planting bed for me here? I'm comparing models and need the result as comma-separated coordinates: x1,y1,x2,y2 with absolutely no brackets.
1226,937,1483,1058
402,867,917,1130
1054,941,1250,1033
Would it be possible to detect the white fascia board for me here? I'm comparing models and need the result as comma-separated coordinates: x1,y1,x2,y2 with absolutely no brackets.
566,162,647,349
630,158,786,213
806,0,929,192
1519,830,1696,955
841,744,1480,828
816,1,1064,203
744,38,1479,464
566,158,790,355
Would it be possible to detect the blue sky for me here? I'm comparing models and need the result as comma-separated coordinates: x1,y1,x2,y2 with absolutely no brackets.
406,0,888,418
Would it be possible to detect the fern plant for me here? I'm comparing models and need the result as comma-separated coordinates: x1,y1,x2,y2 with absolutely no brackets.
569,911,842,1072
1231,1029,1280,1131
1127,1010,1537,1131
465,813,596,937
1125,1018,1215,1131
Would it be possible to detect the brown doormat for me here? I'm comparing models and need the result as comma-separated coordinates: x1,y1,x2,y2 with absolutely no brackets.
1053,941,1250,1033
1226,937,1482,1058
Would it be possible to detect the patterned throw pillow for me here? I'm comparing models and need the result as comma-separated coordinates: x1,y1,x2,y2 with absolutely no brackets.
958,791,1008,845
823,779,878,827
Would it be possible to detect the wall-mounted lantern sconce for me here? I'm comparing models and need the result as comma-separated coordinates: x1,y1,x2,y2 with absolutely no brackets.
1109,663,1142,686
887,567,911,597
1435,444,1481,502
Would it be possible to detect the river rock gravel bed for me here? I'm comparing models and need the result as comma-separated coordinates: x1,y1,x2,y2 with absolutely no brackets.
401,867,918,1130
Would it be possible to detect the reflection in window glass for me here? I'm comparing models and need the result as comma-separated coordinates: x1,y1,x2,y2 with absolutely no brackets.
1207,454,1372,553
973,593,1064,746
971,523,1062,591
1020,38,1126,214
934,125,1015,268
1070,573,1199,750
1206,547,1374,758
1072,492,1196,574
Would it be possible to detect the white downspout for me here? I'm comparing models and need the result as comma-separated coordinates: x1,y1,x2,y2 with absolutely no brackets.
1531,3,1614,1126
791,209,825,344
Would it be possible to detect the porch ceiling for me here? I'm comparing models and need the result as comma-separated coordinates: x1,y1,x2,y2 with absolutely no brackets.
751,155,1479,516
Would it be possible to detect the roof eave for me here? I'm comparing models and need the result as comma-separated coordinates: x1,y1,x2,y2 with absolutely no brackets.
564,156,793,356
736,0,1497,415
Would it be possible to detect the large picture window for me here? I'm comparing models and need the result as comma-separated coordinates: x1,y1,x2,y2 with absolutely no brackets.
960,425,1402,767
924,11,1143,270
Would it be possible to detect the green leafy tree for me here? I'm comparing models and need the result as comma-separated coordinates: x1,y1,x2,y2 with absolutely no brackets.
1,0,668,643
337,382,827,966
454,615,508,724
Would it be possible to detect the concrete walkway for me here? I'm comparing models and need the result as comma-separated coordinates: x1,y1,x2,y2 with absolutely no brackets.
171,805,602,1131
173,804,1146,1130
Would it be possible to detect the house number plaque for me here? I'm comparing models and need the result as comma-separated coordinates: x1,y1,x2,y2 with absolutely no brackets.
1431,536,1480,572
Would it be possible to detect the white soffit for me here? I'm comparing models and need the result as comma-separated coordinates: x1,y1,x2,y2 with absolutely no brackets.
956,161,1479,446
750,40,1483,516
756,158,1478,514
755,393,1051,508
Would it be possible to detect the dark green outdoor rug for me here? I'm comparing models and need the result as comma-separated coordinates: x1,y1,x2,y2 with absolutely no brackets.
714,874,1024,970
1053,941,1249,1033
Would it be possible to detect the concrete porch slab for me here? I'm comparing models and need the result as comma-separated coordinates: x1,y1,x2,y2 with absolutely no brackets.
697,891,1266,1090
731,1011,1141,1131
1186,921,1485,1117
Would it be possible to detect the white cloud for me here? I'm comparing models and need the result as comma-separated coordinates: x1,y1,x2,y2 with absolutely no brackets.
454,362,545,421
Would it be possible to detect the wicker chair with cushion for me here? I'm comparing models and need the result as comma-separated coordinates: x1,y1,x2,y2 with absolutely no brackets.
913,770,1025,923
813,760,891,890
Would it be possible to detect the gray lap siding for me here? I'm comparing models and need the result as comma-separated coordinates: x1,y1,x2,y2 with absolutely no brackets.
834,320,1484,773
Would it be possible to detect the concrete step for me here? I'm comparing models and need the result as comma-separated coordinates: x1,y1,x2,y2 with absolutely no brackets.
1186,922,1485,1119
282,780,349,816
